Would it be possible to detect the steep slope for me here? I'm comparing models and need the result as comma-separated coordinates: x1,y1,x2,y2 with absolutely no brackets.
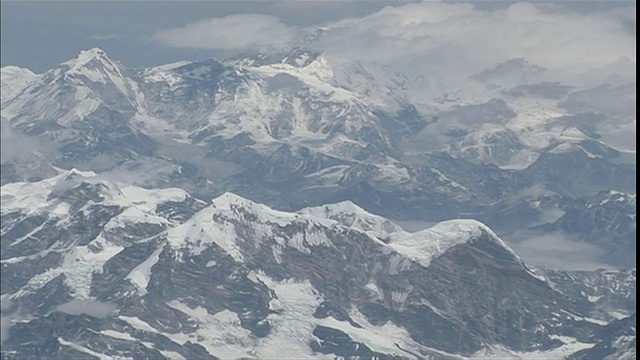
1,49,156,166
0,66,38,105
2,172,633,359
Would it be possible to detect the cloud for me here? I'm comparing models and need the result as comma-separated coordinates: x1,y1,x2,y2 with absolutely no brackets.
0,118,58,164
55,299,118,319
508,230,612,271
150,1,635,87
152,14,296,51
315,2,635,83
91,33,122,41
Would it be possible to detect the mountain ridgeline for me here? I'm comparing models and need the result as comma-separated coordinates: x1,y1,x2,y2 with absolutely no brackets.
0,47,636,359
0,171,636,359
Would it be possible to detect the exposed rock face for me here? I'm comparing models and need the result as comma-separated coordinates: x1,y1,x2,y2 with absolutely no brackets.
1,172,635,359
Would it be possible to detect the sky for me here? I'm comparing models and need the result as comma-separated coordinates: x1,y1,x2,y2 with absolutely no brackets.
1,0,636,83
1,1,403,71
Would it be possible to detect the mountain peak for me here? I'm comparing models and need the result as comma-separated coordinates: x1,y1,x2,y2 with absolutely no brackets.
65,47,112,67
389,219,524,268
211,191,253,206
0,65,36,77
299,200,406,236
1,66,38,103
57,47,134,99
60,47,124,77
228,47,323,69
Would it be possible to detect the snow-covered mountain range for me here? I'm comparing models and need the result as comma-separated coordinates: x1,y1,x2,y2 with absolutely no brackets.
0,47,635,359
0,171,635,359
1,48,635,270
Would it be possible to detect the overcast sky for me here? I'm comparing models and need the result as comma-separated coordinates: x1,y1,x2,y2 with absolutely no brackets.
1,0,636,88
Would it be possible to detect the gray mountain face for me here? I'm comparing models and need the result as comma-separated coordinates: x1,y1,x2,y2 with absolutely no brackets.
0,172,635,359
540,268,636,321
568,314,636,360
537,191,636,268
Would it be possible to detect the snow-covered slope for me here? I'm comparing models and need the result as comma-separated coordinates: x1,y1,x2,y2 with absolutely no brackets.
1,172,634,359
1,66,38,105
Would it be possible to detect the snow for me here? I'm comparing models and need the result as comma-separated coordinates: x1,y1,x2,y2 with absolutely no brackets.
103,207,168,233
165,301,257,359
188,192,527,274
587,295,603,302
62,48,131,97
122,274,324,358
100,329,137,341
247,274,324,358
320,308,457,359
606,335,636,360
118,316,161,334
388,219,521,268
0,65,38,104
156,349,186,360
57,338,118,360
473,340,595,359
8,221,49,247
608,310,631,320
1,169,195,226
166,206,246,261
141,60,190,88
126,246,164,296
59,236,125,299
167,192,336,260
9,235,123,299
251,63,350,103
152,60,191,71
119,185,190,213
1,172,87,216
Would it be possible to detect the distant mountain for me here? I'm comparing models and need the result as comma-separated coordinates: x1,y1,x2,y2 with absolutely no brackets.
1,171,635,359
538,191,636,268
1,48,636,268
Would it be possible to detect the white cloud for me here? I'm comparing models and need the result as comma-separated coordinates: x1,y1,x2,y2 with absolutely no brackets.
508,231,612,271
150,1,635,86
55,299,118,319
91,33,122,41
0,118,58,164
315,2,635,81
152,14,296,51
